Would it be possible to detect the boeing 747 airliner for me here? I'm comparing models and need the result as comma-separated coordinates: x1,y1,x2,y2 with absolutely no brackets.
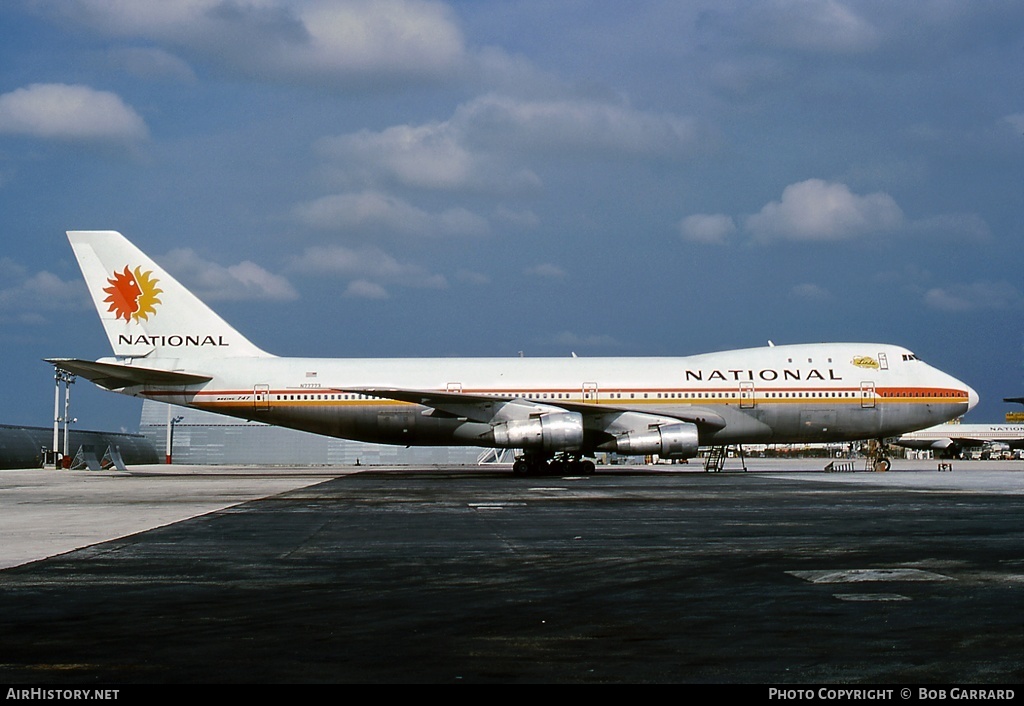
50,231,978,474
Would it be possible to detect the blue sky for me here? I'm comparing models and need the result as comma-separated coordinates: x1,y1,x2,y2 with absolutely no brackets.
0,0,1021,433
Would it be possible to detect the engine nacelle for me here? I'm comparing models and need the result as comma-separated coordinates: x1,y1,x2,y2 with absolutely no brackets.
489,411,584,451
605,421,700,459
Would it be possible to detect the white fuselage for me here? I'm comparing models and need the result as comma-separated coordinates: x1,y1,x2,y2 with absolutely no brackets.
108,342,975,453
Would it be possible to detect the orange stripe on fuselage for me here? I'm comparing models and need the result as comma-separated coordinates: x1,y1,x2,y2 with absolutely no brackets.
140,385,969,410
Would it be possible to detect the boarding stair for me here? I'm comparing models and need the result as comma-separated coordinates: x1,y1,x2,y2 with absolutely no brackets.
704,445,747,472
69,444,128,471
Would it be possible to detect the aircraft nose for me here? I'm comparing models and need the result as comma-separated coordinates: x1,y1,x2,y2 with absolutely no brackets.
967,384,979,411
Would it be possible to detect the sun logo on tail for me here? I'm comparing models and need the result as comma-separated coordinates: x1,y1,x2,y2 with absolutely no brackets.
103,265,162,323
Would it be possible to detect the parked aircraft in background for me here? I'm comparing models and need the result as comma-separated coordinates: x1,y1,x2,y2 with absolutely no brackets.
895,422,1024,458
50,231,977,474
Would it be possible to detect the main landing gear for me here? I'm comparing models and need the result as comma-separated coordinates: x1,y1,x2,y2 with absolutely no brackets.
512,452,596,476
865,438,892,472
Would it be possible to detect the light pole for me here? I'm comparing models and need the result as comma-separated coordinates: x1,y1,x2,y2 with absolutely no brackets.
166,411,184,464
52,369,76,468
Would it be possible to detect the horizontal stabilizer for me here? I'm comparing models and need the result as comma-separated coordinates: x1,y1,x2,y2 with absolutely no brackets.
46,358,212,390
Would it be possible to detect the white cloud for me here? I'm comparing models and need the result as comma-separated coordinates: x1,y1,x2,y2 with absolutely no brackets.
0,83,147,143
494,207,539,229
525,263,567,279
1004,113,1024,133
317,122,540,193
282,0,465,81
679,213,737,244
550,331,621,349
0,268,86,311
685,179,992,246
0,258,28,281
789,283,832,302
159,249,298,301
315,93,700,195
223,261,300,301
745,179,904,242
741,0,881,55
454,93,701,158
906,213,992,242
343,279,390,299
456,269,490,286
103,46,196,82
289,244,448,290
922,281,1024,312
294,191,489,238
319,123,476,190
44,0,466,84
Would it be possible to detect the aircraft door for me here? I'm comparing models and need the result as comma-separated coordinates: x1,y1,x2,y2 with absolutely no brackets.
377,410,415,442
739,381,755,409
254,384,270,411
582,382,599,403
860,381,876,409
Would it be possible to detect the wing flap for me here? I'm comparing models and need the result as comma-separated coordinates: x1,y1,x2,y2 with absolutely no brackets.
332,387,507,423
335,386,727,430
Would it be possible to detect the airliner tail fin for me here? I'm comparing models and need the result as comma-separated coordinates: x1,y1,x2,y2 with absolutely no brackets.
68,230,271,359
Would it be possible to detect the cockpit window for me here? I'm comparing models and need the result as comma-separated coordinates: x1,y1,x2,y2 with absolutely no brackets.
901,353,921,362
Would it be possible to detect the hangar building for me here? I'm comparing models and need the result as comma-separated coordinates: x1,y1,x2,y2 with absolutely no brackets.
138,399,483,466
0,424,158,470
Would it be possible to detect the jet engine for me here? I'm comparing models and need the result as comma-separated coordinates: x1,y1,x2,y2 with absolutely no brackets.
488,411,584,451
600,420,700,459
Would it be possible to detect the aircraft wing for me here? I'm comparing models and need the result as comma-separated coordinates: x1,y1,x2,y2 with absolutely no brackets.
336,387,727,430
46,358,213,390
940,434,1024,451
941,435,987,448
925,434,1019,450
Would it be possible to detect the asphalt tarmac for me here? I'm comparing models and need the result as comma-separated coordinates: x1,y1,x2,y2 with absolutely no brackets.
0,459,1021,684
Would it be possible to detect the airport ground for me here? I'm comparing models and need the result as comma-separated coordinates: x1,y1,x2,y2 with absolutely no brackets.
0,458,1020,684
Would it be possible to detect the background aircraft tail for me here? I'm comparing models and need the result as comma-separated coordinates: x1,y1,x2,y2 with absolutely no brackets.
68,230,271,359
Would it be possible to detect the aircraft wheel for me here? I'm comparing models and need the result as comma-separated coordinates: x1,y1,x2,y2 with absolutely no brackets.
513,460,530,475
874,457,891,472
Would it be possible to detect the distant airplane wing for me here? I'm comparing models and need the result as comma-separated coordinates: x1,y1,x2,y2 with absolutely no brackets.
937,434,1024,450
337,387,727,430
942,434,1024,451
46,358,213,390
942,435,987,448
